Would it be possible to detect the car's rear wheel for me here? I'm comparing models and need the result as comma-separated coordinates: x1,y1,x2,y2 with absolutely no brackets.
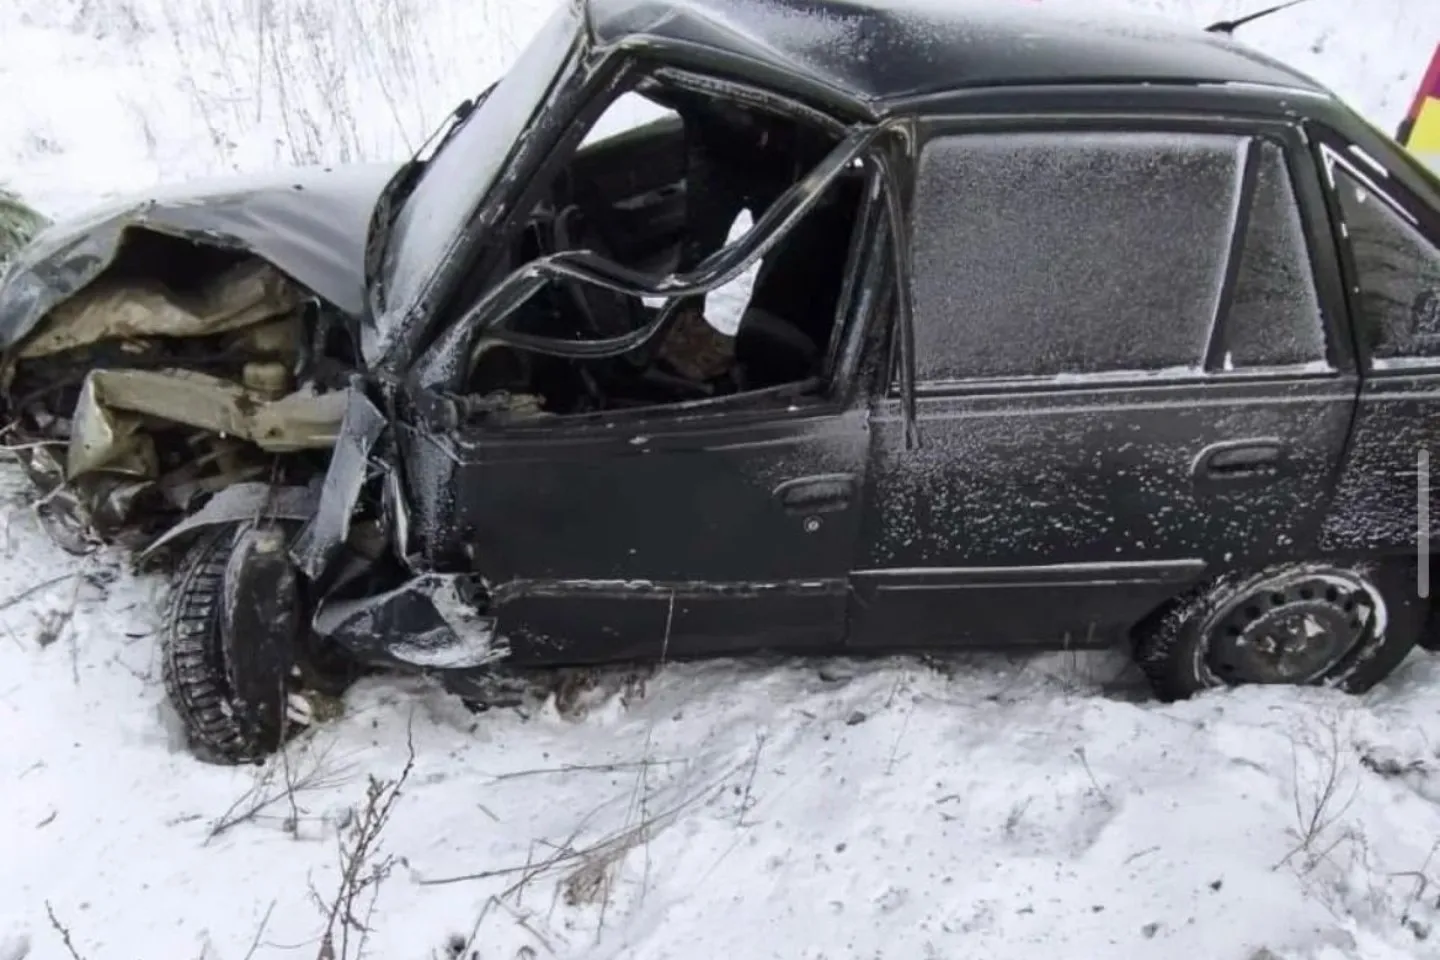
161,522,314,763
1136,560,1424,700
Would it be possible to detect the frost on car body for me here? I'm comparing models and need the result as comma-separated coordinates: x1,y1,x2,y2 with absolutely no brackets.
3,0,1440,764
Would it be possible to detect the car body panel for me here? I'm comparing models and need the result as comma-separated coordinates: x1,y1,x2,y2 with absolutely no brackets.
0,162,395,352
67,367,346,478
587,0,1327,111
1306,115,1440,557
853,377,1358,648
440,400,870,664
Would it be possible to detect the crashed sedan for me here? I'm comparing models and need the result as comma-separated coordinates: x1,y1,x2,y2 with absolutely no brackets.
4,0,1440,763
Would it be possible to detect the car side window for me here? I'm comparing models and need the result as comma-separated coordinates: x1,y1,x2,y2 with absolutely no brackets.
1219,140,1328,369
1327,160,1440,363
907,130,1245,383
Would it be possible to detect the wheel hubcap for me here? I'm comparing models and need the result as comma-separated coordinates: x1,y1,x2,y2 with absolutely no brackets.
1204,571,1378,685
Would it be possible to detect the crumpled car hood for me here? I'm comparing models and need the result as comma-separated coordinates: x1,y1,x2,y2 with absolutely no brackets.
0,162,399,355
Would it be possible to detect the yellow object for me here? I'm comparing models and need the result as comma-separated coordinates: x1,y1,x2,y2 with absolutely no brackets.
1399,43,1440,173
1409,96,1440,170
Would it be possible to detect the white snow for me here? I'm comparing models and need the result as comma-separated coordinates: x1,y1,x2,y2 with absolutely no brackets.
5,0,1440,958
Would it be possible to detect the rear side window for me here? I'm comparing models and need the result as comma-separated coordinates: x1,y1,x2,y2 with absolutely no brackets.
1220,140,1328,369
907,130,1245,382
1328,161,1440,362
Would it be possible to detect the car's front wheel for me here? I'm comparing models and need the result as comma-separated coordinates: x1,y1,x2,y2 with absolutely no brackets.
161,522,321,763
1135,560,1425,700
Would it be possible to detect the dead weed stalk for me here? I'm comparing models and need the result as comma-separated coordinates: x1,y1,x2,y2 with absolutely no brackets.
310,724,416,960
1274,708,1361,874
44,901,86,960
206,736,354,843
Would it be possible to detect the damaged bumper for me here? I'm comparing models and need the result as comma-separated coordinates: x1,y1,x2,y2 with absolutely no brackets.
311,572,503,670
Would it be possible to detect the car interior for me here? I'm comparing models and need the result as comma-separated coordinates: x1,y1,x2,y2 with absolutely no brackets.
459,79,869,420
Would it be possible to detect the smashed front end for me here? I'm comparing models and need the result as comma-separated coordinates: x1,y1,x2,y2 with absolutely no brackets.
0,165,395,554
3,252,349,554
0,164,512,710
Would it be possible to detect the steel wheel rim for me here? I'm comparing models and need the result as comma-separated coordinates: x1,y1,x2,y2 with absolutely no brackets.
1202,570,1379,685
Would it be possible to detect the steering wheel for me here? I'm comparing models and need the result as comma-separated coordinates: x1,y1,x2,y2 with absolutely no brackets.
548,203,640,340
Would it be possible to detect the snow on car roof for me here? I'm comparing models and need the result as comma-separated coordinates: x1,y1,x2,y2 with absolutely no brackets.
587,0,1329,109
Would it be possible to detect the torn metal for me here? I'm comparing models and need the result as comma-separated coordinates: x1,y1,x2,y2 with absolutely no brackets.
290,387,386,582
68,369,346,478
15,258,304,359
0,163,393,353
139,482,320,558
311,573,503,670
0,248,353,548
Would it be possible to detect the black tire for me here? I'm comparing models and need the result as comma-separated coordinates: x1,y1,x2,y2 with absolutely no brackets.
1136,560,1425,701
161,524,297,764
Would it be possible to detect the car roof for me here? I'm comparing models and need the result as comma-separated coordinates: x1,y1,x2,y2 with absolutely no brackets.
586,0,1331,112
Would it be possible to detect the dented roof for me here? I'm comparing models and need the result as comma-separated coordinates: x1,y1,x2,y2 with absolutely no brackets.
587,0,1330,108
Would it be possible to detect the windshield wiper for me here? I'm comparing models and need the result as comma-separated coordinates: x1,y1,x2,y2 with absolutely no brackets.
364,90,491,310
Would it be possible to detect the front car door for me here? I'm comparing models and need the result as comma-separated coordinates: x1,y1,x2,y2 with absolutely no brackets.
375,4,912,667
431,389,870,665
403,116,891,667
850,107,1360,650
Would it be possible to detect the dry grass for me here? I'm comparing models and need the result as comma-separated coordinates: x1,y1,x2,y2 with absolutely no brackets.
206,736,356,843
309,724,416,960
1274,707,1362,875
141,0,523,171
0,186,49,264
28,0,527,177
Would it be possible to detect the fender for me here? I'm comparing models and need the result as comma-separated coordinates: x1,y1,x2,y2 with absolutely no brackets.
289,381,387,582
139,482,320,559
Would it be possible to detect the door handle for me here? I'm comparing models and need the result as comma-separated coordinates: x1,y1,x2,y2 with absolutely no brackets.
773,473,855,514
1193,439,1286,480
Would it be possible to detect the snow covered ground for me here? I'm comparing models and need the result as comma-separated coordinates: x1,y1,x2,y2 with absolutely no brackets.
4,0,1440,958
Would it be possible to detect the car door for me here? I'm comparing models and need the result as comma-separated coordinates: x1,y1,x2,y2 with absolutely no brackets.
422,172,887,666
1306,123,1440,566
430,396,869,665
848,118,1360,649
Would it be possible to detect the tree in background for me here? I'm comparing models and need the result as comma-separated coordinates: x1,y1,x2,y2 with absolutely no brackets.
0,186,49,269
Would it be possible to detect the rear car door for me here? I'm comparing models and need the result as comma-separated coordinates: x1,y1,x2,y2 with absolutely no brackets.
1307,124,1440,565
850,118,1360,649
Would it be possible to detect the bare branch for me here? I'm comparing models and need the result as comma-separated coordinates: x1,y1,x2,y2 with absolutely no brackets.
44,902,85,960
482,759,687,784
314,717,417,960
207,739,352,843
241,901,277,960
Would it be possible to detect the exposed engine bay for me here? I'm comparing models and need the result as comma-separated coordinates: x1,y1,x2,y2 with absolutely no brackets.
2,238,352,553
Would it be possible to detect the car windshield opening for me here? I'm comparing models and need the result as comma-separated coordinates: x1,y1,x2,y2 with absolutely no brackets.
377,2,583,324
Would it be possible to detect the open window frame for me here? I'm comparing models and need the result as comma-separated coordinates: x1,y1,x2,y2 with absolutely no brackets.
410,56,899,436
